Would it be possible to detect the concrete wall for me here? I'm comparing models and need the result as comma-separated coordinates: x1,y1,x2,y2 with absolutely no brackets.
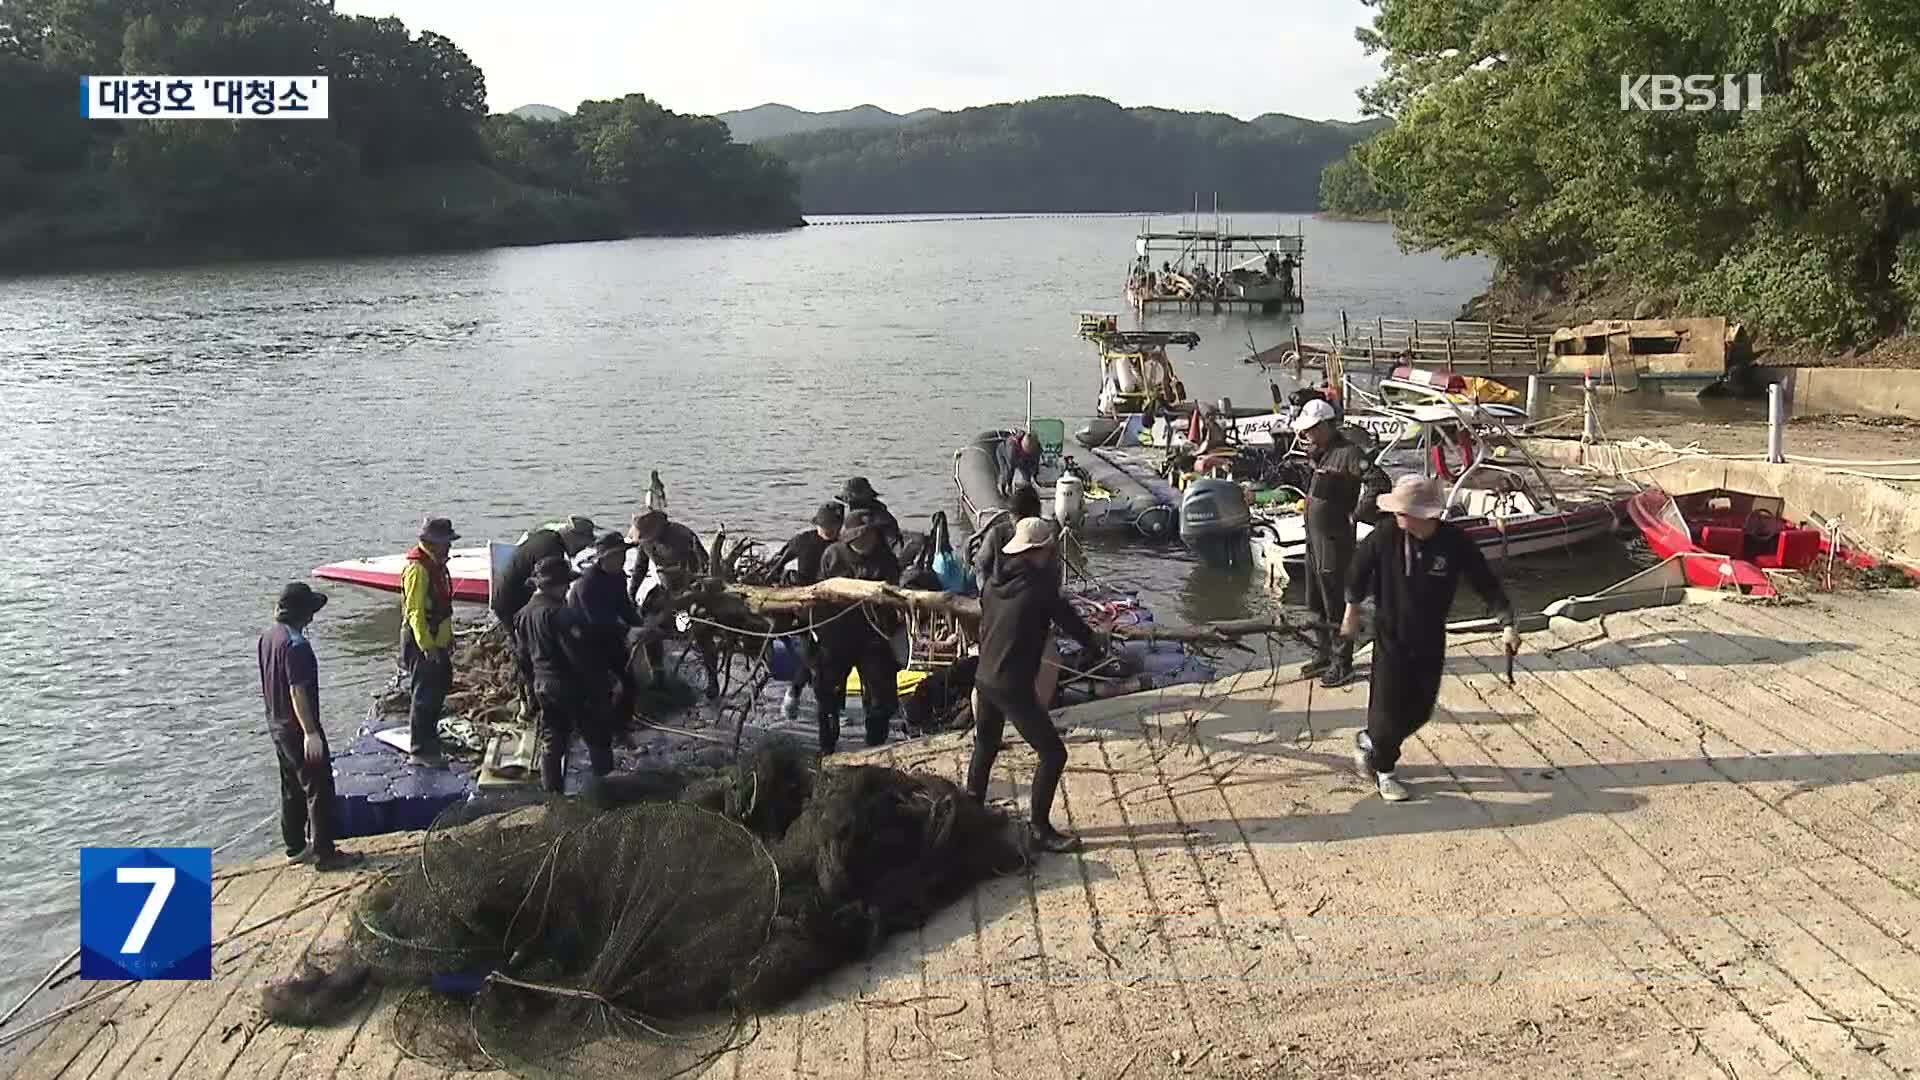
1787,367,1920,420
1524,438,1920,567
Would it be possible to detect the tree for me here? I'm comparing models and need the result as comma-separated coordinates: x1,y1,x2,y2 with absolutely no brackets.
1354,0,1920,345
1318,141,1398,215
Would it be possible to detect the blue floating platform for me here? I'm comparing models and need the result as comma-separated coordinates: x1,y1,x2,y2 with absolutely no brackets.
331,727,473,840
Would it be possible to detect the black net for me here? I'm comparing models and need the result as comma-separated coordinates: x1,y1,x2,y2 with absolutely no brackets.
327,738,1024,1078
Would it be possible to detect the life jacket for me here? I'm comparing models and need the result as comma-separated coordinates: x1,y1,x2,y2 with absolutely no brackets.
406,544,454,636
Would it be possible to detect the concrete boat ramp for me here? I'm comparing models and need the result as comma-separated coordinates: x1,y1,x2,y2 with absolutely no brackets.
10,590,1920,1079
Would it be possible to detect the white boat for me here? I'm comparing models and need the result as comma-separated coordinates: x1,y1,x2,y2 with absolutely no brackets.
1248,387,1625,589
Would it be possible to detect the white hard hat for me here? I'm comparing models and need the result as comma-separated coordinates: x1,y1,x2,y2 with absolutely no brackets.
1289,397,1338,433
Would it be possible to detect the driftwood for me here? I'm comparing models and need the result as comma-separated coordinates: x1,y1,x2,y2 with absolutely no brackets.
687,576,1305,649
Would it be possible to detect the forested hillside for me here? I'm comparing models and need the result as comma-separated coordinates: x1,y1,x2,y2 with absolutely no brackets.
758,96,1377,214
0,0,801,271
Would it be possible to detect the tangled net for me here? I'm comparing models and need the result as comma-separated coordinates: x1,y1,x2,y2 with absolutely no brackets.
316,739,1024,1078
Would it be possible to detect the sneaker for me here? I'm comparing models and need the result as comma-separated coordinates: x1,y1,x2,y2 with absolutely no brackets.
1029,826,1083,854
313,850,368,872
1320,663,1354,689
1376,772,1410,802
1352,731,1376,783
1298,656,1331,679
780,687,801,721
284,847,312,865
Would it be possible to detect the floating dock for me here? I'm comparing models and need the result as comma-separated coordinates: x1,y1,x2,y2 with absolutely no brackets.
10,591,1920,1078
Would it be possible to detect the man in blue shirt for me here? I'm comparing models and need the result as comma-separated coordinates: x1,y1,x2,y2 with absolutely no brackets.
257,583,363,871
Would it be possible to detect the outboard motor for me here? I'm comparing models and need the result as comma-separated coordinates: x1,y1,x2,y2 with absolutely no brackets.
1178,477,1253,568
1053,474,1087,530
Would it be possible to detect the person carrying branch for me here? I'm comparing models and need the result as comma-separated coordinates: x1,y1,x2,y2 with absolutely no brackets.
1341,475,1518,802
969,518,1106,854
814,510,904,752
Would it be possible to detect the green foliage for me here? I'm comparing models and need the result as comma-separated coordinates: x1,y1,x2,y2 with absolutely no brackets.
0,0,799,271
758,95,1371,214
1354,0,1920,346
1318,141,1400,215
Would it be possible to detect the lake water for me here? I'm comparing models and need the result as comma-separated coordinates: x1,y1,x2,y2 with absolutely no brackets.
0,213,1665,1005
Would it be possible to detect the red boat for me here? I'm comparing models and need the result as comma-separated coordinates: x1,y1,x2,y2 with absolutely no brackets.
1626,487,1843,597
313,544,502,603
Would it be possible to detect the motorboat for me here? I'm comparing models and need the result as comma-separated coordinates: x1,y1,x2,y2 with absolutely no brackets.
314,544,502,603
1248,387,1628,587
1618,486,1916,597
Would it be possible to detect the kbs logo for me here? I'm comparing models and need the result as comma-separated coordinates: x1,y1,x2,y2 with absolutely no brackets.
1620,74,1763,112
80,848,213,981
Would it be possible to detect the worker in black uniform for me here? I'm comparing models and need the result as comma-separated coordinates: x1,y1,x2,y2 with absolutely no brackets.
491,516,596,626
511,556,614,793
838,477,903,551
567,531,647,724
769,502,845,720
969,485,1043,589
813,510,902,752
970,518,1104,853
1342,476,1518,802
627,508,709,690
1291,396,1390,688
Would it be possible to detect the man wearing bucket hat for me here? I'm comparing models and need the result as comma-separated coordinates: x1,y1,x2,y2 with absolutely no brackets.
838,476,903,550
768,503,846,719
569,531,650,720
1341,475,1518,802
401,516,460,768
514,555,616,792
1291,397,1390,689
814,509,904,751
492,516,597,627
971,517,1106,854
258,582,363,870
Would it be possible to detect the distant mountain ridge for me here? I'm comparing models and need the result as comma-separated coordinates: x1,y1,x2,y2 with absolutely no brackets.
754,95,1386,215
715,102,941,142
507,103,568,122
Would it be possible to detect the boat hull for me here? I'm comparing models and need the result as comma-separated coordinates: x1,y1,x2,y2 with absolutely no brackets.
315,544,497,603
955,431,1179,540
1248,504,1618,589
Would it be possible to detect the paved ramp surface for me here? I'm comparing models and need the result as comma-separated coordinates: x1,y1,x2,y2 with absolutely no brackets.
10,591,1920,1079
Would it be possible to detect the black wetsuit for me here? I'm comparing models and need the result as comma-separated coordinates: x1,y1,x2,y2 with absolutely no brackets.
512,592,614,792
968,557,1099,834
1303,432,1390,672
1347,519,1512,775
814,539,902,751
492,529,567,626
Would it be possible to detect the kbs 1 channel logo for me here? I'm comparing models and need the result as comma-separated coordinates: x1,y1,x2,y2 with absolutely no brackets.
82,75,329,120
80,848,213,981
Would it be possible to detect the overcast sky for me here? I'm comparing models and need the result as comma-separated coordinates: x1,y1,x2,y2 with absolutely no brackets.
333,0,1386,121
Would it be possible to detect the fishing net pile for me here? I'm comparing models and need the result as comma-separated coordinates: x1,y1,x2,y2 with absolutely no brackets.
314,739,1025,1078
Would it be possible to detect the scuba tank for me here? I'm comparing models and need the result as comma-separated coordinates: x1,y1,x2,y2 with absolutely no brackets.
1053,474,1087,530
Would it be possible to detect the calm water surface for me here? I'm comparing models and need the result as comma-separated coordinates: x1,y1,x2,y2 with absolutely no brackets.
0,214,1673,1003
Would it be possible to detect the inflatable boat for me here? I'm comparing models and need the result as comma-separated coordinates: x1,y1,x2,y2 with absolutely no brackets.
954,429,1180,541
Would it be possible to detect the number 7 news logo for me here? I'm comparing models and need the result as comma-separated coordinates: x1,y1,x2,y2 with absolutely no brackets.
80,849,212,981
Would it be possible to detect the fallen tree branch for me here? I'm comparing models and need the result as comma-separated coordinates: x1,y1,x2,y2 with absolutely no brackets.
686,576,1308,647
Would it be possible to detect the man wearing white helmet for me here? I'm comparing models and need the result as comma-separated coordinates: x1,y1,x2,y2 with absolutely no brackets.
1291,396,1390,688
